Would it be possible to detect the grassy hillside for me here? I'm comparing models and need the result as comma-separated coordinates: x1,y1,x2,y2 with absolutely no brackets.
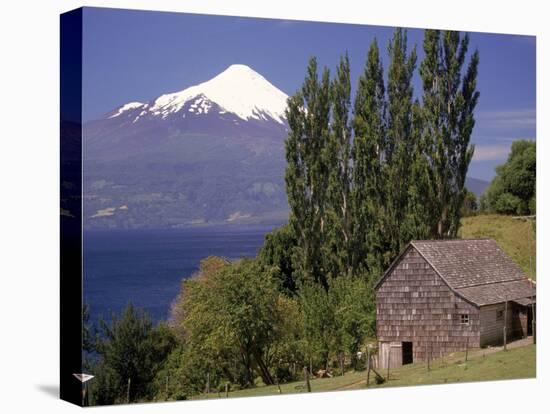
194,343,535,400
372,344,535,388
459,214,536,279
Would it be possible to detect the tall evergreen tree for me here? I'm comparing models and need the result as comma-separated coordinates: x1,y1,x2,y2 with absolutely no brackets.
285,57,332,287
324,53,353,279
351,40,386,276
384,28,418,260
402,100,436,241
420,30,479,238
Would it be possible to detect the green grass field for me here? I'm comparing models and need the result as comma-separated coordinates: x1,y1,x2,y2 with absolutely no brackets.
459,214,536,279
371,344,536,389
194,343,535,400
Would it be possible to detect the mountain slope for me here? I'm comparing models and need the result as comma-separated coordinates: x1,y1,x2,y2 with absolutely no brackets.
83,65,290,229
465,177,490,198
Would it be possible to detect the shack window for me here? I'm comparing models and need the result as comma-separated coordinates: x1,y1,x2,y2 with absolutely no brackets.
496,310,504,321
460,314,469,325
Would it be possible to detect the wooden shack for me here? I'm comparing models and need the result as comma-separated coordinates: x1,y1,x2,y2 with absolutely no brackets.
374,239,535,369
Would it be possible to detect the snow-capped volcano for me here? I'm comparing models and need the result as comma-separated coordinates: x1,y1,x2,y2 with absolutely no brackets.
108,64,289,125
83,65,292,230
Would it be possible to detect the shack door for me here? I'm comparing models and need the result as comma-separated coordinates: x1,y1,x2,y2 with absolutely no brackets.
379,341,403,369
402,342,413,365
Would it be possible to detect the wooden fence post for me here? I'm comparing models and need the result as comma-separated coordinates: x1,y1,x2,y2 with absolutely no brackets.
206,372,210,395
126,378,131,404
465,337,469,363
532,295,536,344
303,366,311,392
84,382,89,407
426,342,432,371
366,348,371,388
225,382,229,398
503,299,508,351
386,347,390,381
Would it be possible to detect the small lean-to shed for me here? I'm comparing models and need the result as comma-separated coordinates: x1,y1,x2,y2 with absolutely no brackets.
374,239,535,369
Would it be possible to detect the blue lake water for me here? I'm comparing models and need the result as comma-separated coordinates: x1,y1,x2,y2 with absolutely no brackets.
83,225,276,323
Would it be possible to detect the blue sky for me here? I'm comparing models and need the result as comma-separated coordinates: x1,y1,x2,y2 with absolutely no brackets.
82,7,536,181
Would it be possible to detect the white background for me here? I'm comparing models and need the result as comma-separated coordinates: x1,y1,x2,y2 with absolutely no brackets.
0,0,547,413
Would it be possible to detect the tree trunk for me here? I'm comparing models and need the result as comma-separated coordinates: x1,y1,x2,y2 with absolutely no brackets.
239,347,254,387
437,203,449,238
254,353,274,385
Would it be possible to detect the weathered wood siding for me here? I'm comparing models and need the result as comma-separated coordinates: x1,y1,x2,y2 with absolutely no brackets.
376,247,480,368
480,302,529,346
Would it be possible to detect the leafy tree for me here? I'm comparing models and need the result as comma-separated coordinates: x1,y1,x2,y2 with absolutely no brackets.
159,294,304,401
175,258,283,386
402,100,435,241
169,256,229,340
351,39,386,276
482,140,536,215
324,53,353,279
268,295,307,382
297,276,375,374
419,30,480,237
298,281,335,370
258,224,298,295
169,256,264,391
285,57,332,288
154,343,223,401
90,304,176,405
328,275,376,370
494,192,523,214
385,28,418,260
461,190,478,217
90,360,120,405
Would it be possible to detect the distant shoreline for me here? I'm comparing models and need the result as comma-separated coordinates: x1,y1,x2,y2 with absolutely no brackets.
83,221,285,233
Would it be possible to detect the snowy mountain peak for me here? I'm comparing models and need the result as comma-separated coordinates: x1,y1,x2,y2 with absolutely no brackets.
212,64,274,86
108,102,145,118
144,64,289,124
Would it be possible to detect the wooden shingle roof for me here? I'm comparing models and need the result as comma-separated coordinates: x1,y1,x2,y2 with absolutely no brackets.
456,279,535,306
375,239,536,306
411,239,525,289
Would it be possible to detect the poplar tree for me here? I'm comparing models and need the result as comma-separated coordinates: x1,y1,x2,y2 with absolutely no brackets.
324,53,353,278
285,57,332,287
420,30,479,238
402,100,436,241
351,40,386,276
384,28,418,260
